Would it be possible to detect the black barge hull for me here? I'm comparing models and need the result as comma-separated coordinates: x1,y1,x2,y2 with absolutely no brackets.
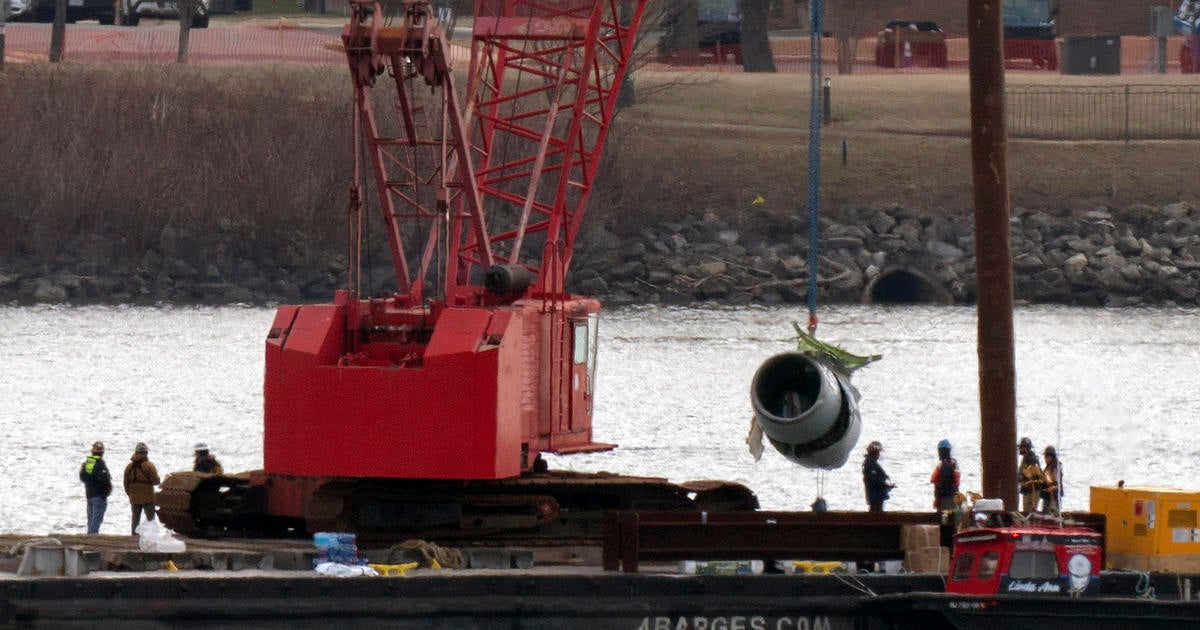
5,573,1200,629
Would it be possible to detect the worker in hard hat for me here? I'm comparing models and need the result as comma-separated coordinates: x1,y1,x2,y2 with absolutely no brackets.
1040,445,1061,515
193,442,223,474
123,442,161,536
1017,437,1043,515
79,441,113,534
862,440,894,513
930,439,960,513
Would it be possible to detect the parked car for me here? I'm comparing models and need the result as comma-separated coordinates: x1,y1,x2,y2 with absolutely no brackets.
7,0,36,21
118,0,209,27
29,0,122,22
32,0,117,23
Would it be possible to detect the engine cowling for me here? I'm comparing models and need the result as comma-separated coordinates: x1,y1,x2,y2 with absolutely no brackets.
750,352,862,470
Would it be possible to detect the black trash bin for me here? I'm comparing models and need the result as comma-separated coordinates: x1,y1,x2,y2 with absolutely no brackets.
1062,35,1121,75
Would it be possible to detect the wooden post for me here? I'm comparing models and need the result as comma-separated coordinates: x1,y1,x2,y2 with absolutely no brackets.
619,511,639,573
967,0,1018,510
601,511,620,571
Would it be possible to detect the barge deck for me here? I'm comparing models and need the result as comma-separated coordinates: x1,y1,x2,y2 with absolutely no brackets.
4,534,1200,629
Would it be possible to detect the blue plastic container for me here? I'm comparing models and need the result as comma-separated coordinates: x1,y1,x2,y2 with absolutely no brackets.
312,531,361,567
313,532,339,549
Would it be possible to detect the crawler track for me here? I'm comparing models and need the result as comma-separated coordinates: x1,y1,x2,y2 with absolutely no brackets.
157,469,760,545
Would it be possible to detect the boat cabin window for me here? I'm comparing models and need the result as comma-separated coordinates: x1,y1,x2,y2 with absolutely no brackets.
976,550,1000,580
951,552,975,580
1009,550,1058,579
573,322,588,365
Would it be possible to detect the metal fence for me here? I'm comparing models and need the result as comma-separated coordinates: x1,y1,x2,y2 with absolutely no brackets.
1008,84,1200,140
647,35,1192,76
4,25,1192,76
2,23,349,65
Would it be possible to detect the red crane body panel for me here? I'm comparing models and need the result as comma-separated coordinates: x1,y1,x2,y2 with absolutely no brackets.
263,294,603,480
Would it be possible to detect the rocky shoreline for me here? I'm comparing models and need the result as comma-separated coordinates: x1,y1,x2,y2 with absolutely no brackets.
2,202,1198,308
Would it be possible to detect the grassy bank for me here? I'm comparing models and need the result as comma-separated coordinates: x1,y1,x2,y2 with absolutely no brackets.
1,65,1197,270
603,72,1200,237
0,64,349,265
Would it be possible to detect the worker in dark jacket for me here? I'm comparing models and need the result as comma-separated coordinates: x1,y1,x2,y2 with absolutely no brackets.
124,442,161,536
930,439,960,512
79,441,112,534
1018,437,1043,514
862,440,894,513
193,442,223,474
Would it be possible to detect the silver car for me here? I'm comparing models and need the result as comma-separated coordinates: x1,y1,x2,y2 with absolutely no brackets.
7,0,36,21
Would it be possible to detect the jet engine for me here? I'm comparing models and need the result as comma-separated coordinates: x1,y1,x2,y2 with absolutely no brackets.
750,352,862,469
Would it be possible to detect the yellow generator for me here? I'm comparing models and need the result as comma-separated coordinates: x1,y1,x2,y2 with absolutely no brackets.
1091,485,1200,572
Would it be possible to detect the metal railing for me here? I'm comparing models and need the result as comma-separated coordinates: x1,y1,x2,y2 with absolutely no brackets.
1008,84,1200,140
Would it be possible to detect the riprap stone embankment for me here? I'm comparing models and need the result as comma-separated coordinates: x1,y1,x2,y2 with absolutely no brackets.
1,202,1197,307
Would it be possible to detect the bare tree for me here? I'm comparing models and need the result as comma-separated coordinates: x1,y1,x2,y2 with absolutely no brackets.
739,0,775,72
658,0,700,65
616,0,643,109
49,0,67,62
620,0,699,109
826,0,883,74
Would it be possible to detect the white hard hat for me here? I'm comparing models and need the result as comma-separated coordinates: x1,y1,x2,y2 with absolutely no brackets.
194,442,209,451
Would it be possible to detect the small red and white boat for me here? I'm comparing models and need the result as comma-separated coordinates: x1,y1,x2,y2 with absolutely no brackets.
945,499,1103,597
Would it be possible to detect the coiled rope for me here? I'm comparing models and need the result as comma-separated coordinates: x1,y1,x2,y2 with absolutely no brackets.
386,539,466,569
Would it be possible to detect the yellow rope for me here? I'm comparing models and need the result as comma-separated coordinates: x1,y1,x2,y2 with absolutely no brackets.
387,539,466,569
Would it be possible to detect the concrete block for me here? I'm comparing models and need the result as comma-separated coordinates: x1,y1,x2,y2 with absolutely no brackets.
17,546,64,576
228,552,268,571
510,548,534,569
532,546,601,566
0,555,22,573
189,552,227,570
465,548,509,569
270,549,318,571
83,551,103,573
63,548,90,577
103,551,175,572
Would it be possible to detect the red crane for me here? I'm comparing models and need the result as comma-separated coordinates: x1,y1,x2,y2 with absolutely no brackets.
159,0,757,539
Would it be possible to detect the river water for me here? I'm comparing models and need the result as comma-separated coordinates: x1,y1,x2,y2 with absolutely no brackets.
2,304,1197,535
